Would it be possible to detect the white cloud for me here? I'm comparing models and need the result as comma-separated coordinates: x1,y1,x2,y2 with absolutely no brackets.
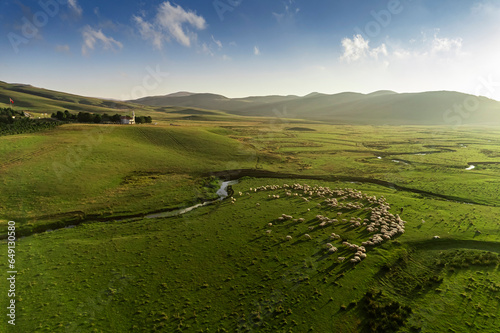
222,54,231,61
68,0,82,16
55,44,70,53
340,35,387,63
340,32,463,65
81,25,123,56
254,46,260,56
134,1,206,49
431,35,463,54
134,16,164,49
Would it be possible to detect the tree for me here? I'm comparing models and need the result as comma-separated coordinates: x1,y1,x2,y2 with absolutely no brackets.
56,111,65,120
111,114,121,123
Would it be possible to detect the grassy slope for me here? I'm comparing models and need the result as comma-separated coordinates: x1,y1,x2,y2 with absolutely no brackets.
0,81,259,124
0,123,258,230
0,81,137,114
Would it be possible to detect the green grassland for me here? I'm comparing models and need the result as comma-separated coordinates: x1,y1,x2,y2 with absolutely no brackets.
1,118,500,332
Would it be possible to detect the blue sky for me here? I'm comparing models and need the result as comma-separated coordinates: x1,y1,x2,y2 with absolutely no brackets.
2,0,500,100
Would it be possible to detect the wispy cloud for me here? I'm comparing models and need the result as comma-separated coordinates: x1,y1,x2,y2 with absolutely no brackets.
201,43,213,56
134,16,164,49
133,1,206,49
431,34,462,55
68,0,83,17
81,25,123,56
212,35,222,49
254,46,260,56
340,32,463,64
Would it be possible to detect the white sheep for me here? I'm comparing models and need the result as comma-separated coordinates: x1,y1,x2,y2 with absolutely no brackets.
304,234,312,240
328,247,338,253
286,235,292,241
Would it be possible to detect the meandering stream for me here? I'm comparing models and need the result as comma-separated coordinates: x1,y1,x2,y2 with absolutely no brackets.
143,180,238,219
3,170,490,240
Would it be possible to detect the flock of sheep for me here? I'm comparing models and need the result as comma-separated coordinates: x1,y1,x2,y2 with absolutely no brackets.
238,183,408,265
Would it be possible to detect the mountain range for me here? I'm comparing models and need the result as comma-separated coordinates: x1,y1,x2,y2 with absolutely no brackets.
130,90,500,125
2,80,500,125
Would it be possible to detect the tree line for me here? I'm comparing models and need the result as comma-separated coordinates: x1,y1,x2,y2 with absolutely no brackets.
0,108,60,136
51,110,153,124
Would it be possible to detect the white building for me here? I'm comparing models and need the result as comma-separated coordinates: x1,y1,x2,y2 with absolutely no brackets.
120,111,135,125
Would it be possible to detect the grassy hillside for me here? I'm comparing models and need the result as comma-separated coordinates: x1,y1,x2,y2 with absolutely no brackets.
0,123,260,232
0,81,141,115
131,90,500,125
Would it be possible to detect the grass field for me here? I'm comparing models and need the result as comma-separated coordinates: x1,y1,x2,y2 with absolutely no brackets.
1,120,500,332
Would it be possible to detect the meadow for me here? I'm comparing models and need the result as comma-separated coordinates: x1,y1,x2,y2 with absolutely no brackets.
1,117,500,332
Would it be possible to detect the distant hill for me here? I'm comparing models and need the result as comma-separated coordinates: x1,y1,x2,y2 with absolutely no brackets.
0,81,137,114
3,80,500,125
131,90,500,125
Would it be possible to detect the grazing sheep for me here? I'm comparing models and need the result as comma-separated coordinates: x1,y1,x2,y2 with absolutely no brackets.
304,234,312,240
268,223,273,226
326,243,333,248
328,247,338,253
433,235,440,239
338,257,346,262
286,235,292,241
266,230,272,234
256,203,260,207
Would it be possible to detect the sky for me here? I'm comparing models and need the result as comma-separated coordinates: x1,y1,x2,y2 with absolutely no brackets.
1,0,500,101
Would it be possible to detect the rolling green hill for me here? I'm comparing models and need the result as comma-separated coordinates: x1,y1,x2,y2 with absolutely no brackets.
131,90,500,125
0,81,145,115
